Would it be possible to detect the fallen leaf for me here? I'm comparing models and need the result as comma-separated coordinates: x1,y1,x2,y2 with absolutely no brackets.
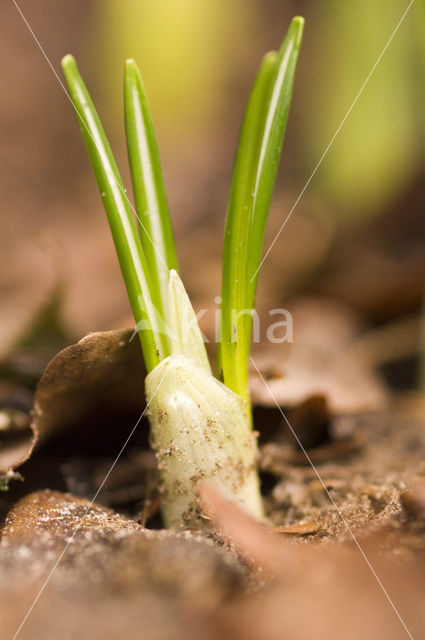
32,329,145,443
0,490,245,640
0,388,36,475
250,297,388,413
199,483,425,640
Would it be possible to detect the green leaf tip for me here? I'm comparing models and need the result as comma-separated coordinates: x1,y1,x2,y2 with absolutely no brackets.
289,16,305,38
124,58,140,80
263,50,278,65
61,53,76,71
292,16,305,28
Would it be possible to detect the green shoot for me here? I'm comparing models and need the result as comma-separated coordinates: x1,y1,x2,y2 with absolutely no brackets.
61,55,169,371
220,17,304,406
124,60,179,321
61,16,304,528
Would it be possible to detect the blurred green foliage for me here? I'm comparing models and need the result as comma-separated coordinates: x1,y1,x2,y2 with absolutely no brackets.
303,0,423,218
96,0,255,140
93,1,424,221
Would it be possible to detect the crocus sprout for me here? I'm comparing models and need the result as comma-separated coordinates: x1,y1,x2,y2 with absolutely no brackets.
62,16,304,528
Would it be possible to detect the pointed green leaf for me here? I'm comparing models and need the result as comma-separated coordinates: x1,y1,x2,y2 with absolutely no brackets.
219,49,277,399
220,17,304,404
124,59,179,323
61,54,168,371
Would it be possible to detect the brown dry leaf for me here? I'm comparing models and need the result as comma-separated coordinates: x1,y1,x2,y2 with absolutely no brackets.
282,432,365,466
0,406,36,475
32,329,145,443
0,490,245,640
0,489,141,544
250,297,388,413
0,329,146,475
199,483,425,640
270,520,322,535
0,384,37,475
400,476,425,520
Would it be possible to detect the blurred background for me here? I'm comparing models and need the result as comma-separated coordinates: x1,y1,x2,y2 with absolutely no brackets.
1,0,425,393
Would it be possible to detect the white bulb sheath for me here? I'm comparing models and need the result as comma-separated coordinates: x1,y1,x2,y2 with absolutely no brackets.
146,354,264,528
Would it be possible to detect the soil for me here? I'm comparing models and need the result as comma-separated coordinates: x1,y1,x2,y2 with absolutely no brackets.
1,383,425,639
